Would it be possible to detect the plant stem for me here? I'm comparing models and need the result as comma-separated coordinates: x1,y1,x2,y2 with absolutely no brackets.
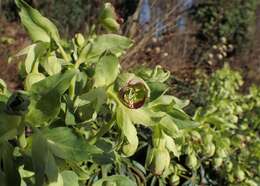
57,43,70,63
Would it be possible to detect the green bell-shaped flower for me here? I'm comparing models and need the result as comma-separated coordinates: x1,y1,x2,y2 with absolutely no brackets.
115,73,150,109
150,147,170,175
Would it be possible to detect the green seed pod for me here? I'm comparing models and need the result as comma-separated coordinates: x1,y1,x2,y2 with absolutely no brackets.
234,167,245,181
169,174,180,186
186,153,198,170
226,161,233,172
150,148,170,175
75,33,85,47
204,143,215,157
213,157,223,168
5,91,30,115
115,73,150,109
25,73,45,90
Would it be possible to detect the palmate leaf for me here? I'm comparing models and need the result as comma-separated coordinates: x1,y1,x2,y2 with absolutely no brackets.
94,53,120,88
42,127,102,161
15,0,60,43
25,70,76,126
86,34,133,62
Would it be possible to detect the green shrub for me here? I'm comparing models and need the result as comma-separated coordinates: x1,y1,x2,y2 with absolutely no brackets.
191,0,258,63
0,1,198,185
0,1,259,185
191,64,260,185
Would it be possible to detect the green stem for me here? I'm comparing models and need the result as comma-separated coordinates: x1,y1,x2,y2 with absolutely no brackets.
88,120,114,145
69,77,76,100
32,60,39,73
57,43,70,63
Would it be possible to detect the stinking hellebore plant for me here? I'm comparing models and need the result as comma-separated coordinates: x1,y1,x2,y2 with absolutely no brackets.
0,1,198,185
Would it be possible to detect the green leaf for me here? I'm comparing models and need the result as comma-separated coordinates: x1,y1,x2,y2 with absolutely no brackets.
48,173,63,186
79,87,107,114
61,171,79,186
25,70,76,126
15,0,60,43
41,54,62,76
116,106,138,156
0,142,21,186
87,34,132,61
25,72,46,90
32,131,48,186
94,53,119,87
0,102,21,142
24,44,36,73
127,108,153,127
43,127,102,161
45,150,59,183
93,138,115,164
159,116,180,138
93,175,137,186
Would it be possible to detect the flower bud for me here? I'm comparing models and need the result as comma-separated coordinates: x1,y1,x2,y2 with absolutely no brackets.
150,148,170,175
99,3,120,32
169,174,180,186
213,157,223,168
186,153,198,170
234,167,245,181
204,143,215,157
216,148,227,158
75,33,85,47
191,131,201,142
226,161,233,172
